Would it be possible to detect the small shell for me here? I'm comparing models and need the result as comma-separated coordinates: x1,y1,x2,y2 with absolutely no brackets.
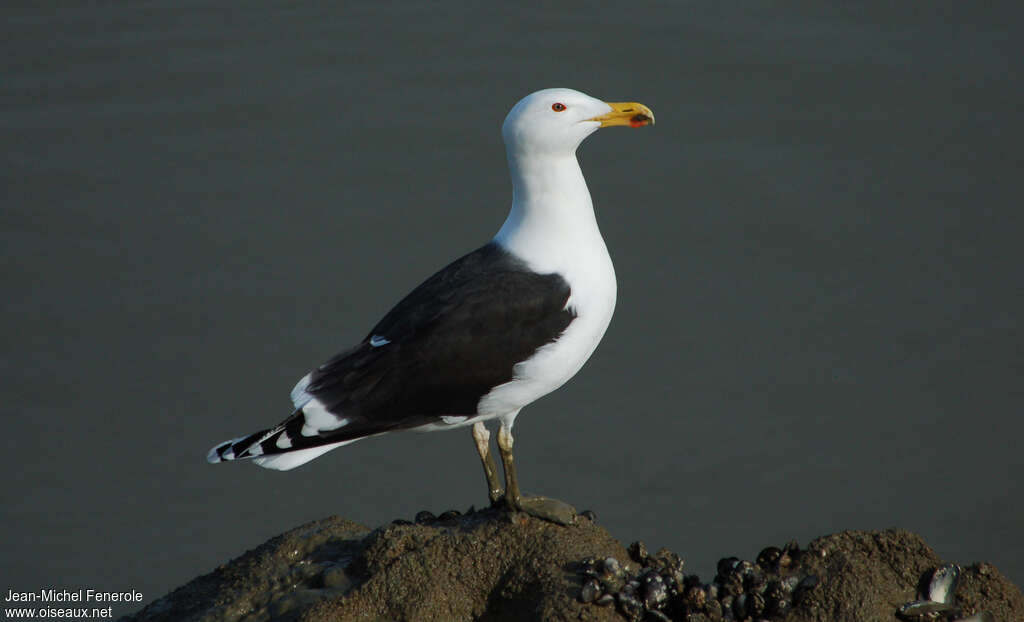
722,576,744,597
641,574,668,609
756,546,782,569
743,566,767,593
579,578,602,603
732,593,748,619
716,556,740,578
616,592,643,620
896,599,955,621
683,585,707,609
706,582,719,600
927,563,961,605
602,556,622,576
719,594,733,611
414,510,435,524
595,593,615,607
653,548,684,575
780,540,800,567
704,600,723,622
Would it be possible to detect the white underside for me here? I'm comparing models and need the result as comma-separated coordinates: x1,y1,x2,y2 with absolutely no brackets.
251,439,356,470
413,413,491,432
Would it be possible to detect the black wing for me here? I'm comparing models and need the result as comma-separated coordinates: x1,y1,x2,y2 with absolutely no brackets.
305,241,575,436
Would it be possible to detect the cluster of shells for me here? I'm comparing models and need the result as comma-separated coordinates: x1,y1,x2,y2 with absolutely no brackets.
578,540,818,622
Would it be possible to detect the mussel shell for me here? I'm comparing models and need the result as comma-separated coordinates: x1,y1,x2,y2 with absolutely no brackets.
683,585,706,609
756,546,783,569
896,599,955,621
641,574,668,608
704,599,723,622
616,592,643,619
732,593,748,619
927,563,961,605
646,610,672,622
716,556,740,578
602,556,622,576
579,578,602,603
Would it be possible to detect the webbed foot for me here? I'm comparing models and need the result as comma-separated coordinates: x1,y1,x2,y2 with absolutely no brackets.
513,495,577,526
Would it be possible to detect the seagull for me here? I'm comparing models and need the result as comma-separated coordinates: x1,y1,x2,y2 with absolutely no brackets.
208,88,654,521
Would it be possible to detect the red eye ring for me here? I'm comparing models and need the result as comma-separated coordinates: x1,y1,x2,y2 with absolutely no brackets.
551,102,566,112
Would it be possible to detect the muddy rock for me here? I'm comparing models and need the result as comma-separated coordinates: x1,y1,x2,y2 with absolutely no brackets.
788,529,1024,622
123,508,625,622
122,516,369,622
123,514,1022,622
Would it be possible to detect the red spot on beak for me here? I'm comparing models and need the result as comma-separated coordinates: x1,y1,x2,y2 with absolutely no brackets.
628,113,652,128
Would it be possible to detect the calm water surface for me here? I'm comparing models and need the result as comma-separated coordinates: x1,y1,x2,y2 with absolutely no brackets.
2,2,1022,615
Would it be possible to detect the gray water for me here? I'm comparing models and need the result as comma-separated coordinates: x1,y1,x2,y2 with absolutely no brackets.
3,2,1022,617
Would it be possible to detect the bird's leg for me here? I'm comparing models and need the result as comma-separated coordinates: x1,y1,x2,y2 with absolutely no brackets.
472,422,503,504
496,421,578,526
496,423,522,510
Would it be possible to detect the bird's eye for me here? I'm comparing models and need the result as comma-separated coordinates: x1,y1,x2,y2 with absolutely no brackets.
551,103,566,112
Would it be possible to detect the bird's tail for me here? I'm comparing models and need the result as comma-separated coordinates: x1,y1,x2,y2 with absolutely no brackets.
206,414,359,471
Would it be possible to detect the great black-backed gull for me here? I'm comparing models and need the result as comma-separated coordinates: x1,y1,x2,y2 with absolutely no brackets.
208,88,654,520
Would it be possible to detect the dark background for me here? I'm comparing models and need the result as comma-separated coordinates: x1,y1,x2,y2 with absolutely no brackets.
3,2,1021,617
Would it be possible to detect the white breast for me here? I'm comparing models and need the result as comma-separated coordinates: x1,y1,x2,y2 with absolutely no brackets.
477,226,617,422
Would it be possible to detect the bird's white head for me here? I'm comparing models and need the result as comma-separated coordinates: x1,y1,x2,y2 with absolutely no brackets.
501,88,655,159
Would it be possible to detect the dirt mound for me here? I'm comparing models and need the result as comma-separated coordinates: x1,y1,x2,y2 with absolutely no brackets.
122,509,1022,622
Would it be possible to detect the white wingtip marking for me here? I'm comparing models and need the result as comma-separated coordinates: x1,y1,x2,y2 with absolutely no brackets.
276,434,293,449
300,399,351,436
441,415,468,425
369,335,391,347
207,437,244,463
290,372,314,409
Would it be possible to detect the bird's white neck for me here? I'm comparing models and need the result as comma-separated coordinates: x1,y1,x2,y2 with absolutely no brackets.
493,152,605,272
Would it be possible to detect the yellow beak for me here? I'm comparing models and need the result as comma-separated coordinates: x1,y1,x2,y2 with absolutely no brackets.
588,101,655,128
